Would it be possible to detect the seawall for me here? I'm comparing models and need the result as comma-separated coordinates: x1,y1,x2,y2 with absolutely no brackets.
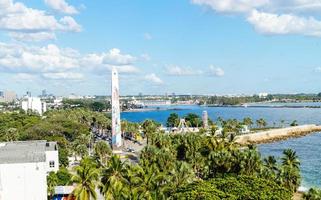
236,124,321,145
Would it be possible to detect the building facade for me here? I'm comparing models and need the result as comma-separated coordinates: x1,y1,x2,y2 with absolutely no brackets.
21,97,47,115
0,90,16,103
0,141,59,200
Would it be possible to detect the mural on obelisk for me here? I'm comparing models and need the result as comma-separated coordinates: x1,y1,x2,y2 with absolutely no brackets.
111,67,122,149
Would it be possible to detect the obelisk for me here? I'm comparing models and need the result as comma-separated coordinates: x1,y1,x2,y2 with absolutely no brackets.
111,67,122,150
202,110,208,129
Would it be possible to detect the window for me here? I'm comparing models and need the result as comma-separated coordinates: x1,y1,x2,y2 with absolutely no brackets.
49,160,55,168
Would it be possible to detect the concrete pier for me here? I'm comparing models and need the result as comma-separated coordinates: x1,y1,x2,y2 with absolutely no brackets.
236,124,321,145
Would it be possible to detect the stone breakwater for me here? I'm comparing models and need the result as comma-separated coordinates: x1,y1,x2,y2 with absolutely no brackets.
236,124,321,145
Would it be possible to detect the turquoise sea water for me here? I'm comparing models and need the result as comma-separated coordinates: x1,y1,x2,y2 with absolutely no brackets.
259,133,321,190
121,104,321,189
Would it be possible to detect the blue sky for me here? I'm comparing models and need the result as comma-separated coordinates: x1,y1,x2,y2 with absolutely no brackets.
1,0,321,96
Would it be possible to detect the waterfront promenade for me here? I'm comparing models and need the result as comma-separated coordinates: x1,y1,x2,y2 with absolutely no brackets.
236,124,321,145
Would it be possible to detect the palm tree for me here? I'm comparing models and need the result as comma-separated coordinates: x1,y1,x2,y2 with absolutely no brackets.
279,165,301,192
94,141,112,166
170,161,195,189
166,113,180,128
239,145,262,176
47,171,58,198
263,156,278,171
256,118,267,129
142,119,159,145
70,158,99,200
136,164,170,199
279,149,301,192
290,120,298,127
280,119,285,128
124,164,146,200
242,117,253,128
99,155,128,199
282,149,300,169
262,156,279,180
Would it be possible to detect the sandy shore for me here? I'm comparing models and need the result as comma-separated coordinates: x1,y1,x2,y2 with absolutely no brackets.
236,124,321,145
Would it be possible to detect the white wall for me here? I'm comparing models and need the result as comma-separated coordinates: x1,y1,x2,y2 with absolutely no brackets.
0,162,47,200
21,97,47,115
45,150,59,173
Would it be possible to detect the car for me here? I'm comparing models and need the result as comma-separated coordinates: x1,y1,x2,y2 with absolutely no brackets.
127,148,135,153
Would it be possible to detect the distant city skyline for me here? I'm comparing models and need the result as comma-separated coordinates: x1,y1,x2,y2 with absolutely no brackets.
1,0,321,95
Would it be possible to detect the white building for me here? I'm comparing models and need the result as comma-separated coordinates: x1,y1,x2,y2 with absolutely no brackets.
240,125,250,134
21,97,47,115
0,140,59,200
258,93,269,98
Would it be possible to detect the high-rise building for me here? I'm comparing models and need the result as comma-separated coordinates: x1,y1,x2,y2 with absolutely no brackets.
41,89,47,97
111,67,122,150
26,91,31,97
0,90,16,102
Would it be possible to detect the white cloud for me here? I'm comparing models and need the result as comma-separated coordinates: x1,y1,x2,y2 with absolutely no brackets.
192,0,321,37
0,0,81,41
269,1,321,13
45,0,78,14
144,33,152,40
103,48,137,65
144,73,163,85
0,43,79,73
9,32,56,42
0,42,141,82
114,65,140,74
81,49,140,74
13,73,38,81
209,66,224,76
191,0,268,13
59,16,82,32
191,0,321,13
165,65,203,76
247,10,321,36
42,72,84,80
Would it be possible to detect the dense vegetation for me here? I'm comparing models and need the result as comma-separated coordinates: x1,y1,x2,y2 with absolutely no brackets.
0,109,304,199
62,99,111,111
304,188,321,200
172,93,321,105
0,109,111,166
198,95,271,105
174,176,292,200
48,131,300,200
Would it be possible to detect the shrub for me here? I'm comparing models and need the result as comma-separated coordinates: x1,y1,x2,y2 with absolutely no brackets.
173,181,236,200
173,176,292,200
303,188,321,200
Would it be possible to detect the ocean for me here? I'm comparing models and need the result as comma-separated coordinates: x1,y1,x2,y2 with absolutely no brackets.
121,104,321,189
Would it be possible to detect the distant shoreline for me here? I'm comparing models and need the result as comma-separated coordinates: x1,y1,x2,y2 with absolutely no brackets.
122,103,321,112
205,104,321,109
121,107,188,113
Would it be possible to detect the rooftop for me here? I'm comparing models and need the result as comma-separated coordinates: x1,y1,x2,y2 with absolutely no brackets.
0,140,57,164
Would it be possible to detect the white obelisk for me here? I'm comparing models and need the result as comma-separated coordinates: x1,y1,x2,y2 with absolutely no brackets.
111,67,122,150
202,110,208,129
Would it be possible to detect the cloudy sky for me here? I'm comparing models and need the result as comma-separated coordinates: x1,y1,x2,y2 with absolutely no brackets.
1,0,321,96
